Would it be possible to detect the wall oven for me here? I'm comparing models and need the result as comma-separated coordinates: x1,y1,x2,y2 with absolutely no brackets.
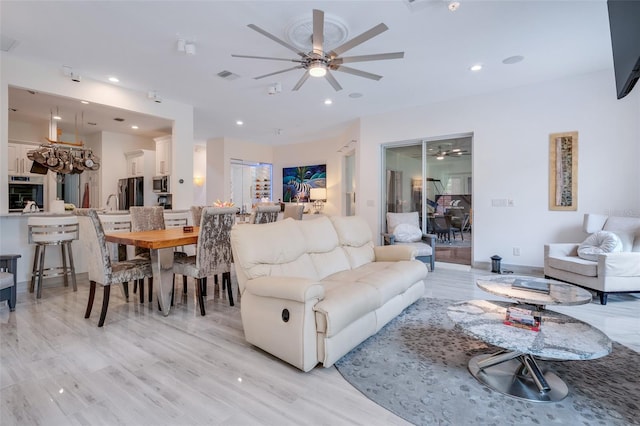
8,176,46,212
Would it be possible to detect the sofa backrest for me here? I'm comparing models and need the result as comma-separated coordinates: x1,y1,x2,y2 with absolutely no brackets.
584,213,640,252
230,216,376,292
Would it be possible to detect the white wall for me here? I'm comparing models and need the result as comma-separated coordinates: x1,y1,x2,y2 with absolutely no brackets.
193,144,207,206
358,70,640,268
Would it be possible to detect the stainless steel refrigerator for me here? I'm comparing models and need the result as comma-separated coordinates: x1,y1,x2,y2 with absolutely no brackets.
118,177,144,210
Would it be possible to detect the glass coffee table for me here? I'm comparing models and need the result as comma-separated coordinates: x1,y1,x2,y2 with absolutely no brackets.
447,275,611,402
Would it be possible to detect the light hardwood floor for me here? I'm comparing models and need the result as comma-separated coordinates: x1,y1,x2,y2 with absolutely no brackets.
1,265,638,425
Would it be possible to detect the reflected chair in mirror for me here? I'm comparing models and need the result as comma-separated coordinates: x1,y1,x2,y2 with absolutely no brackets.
75,209,152,327
251,204,280,224
384,211,435,271
283,204,304,220
172,207,236,315
0,254,21,312
130,206,165,303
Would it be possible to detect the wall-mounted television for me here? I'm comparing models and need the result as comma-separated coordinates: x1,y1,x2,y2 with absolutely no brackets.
608,0,640,99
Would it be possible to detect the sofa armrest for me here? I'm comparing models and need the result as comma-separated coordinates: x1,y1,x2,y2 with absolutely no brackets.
244,276,324,302
422,233,436,247
599,252,640,276
545,243,579,257
374,245,416,261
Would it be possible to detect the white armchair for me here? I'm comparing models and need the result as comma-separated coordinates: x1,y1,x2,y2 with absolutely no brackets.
544,213,640,304
384,211,436,271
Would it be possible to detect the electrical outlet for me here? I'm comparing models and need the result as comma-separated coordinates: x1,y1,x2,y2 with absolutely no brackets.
513,247,521,256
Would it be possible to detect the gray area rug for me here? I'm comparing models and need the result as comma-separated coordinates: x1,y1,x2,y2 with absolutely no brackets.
335,298,639,426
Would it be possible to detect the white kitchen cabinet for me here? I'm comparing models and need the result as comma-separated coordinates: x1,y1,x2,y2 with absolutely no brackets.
7,142,38,176
154,135,171,176
125,151,145,177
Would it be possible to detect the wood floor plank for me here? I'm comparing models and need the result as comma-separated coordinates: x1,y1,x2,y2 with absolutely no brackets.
1,267,638,425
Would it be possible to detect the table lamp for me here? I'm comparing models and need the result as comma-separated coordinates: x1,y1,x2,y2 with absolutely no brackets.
309,188,327,214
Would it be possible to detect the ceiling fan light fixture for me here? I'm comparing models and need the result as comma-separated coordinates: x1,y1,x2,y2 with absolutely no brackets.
436,156,444,160
309,61,327,77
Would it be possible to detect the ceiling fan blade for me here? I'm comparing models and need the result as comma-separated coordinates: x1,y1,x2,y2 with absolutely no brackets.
329,23,388,58
332,52,404,65
232,54,303,63
292,72,310,91
254,65,304,80
324,71,343,91
333,65,383,81
247,24,307,58
312,9,324,55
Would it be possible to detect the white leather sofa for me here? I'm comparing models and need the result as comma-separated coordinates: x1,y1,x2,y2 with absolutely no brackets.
230,215,428,372
544,213,640,304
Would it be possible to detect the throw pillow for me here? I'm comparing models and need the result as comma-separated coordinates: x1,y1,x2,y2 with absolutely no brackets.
393,223,423,243
577,231,623,261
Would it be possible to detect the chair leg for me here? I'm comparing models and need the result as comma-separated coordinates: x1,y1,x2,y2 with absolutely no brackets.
202,276,208,297
98,285,111,327
37,245,46,299
30,244,40,293
182,275,188,295
85,280,97,318
133,280,138,294
195,278,206,316
224,272,234,306
148,278,153,303
61,244,69,287
66,242,77,291
139,279,145,303
122,282,129,301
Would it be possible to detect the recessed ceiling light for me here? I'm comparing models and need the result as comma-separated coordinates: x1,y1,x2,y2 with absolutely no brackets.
108,76,119,83
80,100,90,105
131,125,139,130
236,120,244,126
502,55,525,65
448,1,460,12
324,99,333,105
470,64,483,72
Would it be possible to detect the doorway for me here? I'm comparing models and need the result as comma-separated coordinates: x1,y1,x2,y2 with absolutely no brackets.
383,135,472,266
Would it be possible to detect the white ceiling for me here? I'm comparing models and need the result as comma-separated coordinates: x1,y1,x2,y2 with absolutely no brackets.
1,0,614,145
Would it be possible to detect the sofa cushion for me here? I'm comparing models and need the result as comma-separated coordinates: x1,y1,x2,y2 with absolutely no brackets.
299,217,351,279
547,255,598,277
330,216,375,269
393,223,423,243
314,282,379,337
578,231,623,261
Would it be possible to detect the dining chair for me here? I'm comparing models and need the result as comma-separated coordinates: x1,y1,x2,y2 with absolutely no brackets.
251,204,280,224
74,209,152,327
190,205,206,229
283,204,304,220
163,209,192,296
172,207,236,315
129,206,165,303
0,254,20,312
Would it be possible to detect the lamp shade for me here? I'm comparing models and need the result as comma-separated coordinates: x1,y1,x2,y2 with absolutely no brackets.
309,188,327,201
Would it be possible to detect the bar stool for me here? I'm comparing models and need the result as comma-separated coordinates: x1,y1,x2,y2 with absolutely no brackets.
28,215,79,298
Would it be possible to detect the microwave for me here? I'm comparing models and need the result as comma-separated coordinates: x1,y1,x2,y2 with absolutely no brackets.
152,175,170,193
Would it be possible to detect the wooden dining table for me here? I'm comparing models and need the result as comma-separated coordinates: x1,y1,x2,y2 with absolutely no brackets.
105,227,199,316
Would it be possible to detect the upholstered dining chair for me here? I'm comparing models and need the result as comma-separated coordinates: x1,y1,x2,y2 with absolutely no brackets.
385,211,436,271
75,209,152,327
190,205,206,229
129,206,165,303
163,209,192,295
251,204,280,224
172,207,236,315
283,204,304,220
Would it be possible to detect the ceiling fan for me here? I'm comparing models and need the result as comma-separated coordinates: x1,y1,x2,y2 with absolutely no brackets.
231,9,404,91
429,146,471,159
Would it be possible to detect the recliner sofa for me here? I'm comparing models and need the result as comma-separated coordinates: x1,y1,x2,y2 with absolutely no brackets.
230,215,428,371
544,213,640,304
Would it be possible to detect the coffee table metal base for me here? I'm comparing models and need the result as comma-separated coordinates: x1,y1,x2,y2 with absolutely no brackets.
468,350,568,402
